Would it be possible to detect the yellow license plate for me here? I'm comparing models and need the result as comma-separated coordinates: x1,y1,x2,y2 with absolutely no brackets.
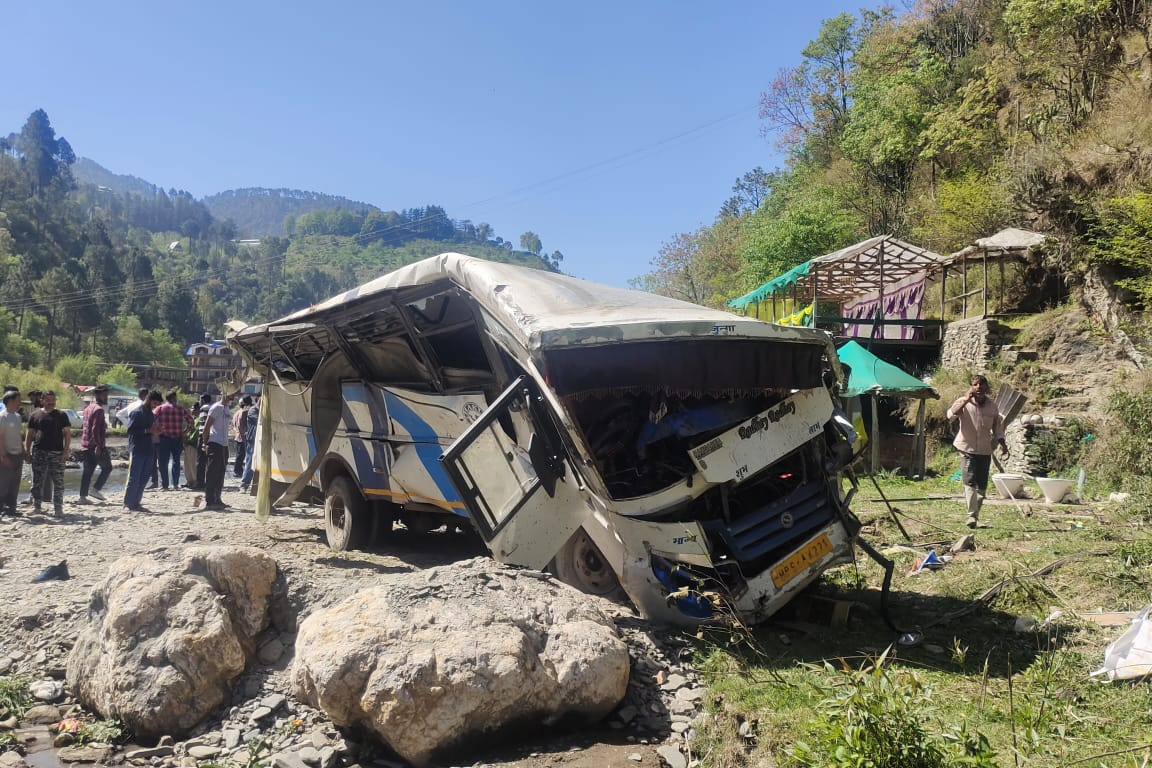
771,533,834,589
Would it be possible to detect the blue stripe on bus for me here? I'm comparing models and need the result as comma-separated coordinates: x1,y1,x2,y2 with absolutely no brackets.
381,390,463,508
340,384,385,492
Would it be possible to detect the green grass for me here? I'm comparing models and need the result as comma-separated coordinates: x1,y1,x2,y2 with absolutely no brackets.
0,676,31,719
691,468,1152,767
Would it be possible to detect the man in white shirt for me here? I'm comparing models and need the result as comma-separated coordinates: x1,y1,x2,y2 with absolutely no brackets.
200,395,232,510
0,390,26,516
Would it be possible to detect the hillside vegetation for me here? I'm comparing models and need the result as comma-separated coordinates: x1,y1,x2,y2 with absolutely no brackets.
200,187,374,238
635,0,1152,328
0,112,557,376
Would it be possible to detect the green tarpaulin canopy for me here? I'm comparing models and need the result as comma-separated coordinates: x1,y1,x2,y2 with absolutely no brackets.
728,260,811,310
836,340,937,477
838,340,938,399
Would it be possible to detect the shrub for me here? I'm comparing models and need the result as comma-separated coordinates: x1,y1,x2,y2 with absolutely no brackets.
1029,417,1092,476
788,648,998,768
1088,384,1152,487
1090,191,1152,308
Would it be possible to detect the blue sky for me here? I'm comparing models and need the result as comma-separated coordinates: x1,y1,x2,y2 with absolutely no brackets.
2,1,867,288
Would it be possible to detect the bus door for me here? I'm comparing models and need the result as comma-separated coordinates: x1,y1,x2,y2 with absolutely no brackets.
440,376,587,569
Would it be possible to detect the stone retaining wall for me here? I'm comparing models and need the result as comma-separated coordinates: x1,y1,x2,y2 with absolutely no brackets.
940,317,1018,372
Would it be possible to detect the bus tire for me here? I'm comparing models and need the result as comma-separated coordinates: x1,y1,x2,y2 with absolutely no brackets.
552,529,624,599
324,476,368,551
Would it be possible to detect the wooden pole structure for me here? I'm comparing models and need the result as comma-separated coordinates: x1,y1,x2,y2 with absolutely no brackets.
962,258,968,318
940,265,947,328
877,240,886,340
982,248,989,316
999,258,1005,314
870,394,880,471
811,262,819,329
914,398,927,478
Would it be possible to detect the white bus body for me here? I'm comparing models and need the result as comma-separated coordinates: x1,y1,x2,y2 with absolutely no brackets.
229,254,860,626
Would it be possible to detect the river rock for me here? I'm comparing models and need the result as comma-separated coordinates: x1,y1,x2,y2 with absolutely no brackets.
29,679,64,702
65,546,278,738
58,745,113,763
0,752,27,768
23,704,62,724
291,558,629,768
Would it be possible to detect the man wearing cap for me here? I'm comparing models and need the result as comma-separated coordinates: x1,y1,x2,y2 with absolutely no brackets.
0,386,18,416
0,390,26,517
79,385,112,503
25,390,71,517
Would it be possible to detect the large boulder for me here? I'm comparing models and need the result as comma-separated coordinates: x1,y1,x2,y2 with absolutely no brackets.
67,546,278,738
291,558,629,767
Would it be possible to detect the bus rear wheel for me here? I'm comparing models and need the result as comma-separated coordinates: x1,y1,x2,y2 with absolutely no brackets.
324,476,369,551
552,529,623,598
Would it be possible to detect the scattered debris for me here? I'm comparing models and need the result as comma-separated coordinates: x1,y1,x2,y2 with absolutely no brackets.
1013,616,1038,633
31,561,69,583
950,534,976,554
1092,603,1152,681
908,550,944,575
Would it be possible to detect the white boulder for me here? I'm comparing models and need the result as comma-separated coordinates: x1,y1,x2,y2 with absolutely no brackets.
291,558,629,767
66,546,278,738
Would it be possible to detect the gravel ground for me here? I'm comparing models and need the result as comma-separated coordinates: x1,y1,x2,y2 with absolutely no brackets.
0,462,704,768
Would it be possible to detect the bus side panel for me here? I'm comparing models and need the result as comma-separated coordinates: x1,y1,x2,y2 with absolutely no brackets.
379,388,486,516
261,382,316,488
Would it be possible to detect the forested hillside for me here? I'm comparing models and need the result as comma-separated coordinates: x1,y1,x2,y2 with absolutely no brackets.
635,0,1152,319
202,188,374,237
0,110,556,376
72,157,166,199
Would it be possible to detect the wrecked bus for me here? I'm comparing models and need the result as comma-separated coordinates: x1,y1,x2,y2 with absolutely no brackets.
228,253,861,626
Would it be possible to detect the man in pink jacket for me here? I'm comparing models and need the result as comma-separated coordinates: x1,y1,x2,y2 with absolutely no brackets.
947,374,1009,528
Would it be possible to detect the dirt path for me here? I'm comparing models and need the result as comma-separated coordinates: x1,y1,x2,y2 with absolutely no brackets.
0,479,696,768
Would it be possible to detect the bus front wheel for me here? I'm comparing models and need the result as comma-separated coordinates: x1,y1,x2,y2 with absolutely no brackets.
552,529,623,598
324,476,369,551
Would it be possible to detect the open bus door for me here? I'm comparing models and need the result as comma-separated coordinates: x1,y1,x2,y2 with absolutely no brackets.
440,375,588,569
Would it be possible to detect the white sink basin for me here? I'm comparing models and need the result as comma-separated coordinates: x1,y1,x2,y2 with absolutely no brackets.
992,473,1026,498
1036,477,1073,504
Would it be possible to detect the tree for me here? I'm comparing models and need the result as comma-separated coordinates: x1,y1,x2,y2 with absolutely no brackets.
17,109,72,197
54,354,101,385
633,218,748,309
720,168,776,217
519,231,543,256
1003,0,1122,133
743,181,863,282
100,363,138,389
759,13,863,156
838,17,947,234
103,315,186,366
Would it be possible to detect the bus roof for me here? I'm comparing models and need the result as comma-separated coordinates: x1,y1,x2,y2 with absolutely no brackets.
233,253,830,353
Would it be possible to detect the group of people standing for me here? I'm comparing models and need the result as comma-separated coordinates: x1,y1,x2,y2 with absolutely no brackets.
0,384,259,517
115,388,260,512
0,388,72,517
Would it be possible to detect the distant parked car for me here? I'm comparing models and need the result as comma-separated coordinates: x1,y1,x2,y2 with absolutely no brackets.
60,409,84,430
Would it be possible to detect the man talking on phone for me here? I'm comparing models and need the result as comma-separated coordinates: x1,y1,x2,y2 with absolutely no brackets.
947,374,1009,529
